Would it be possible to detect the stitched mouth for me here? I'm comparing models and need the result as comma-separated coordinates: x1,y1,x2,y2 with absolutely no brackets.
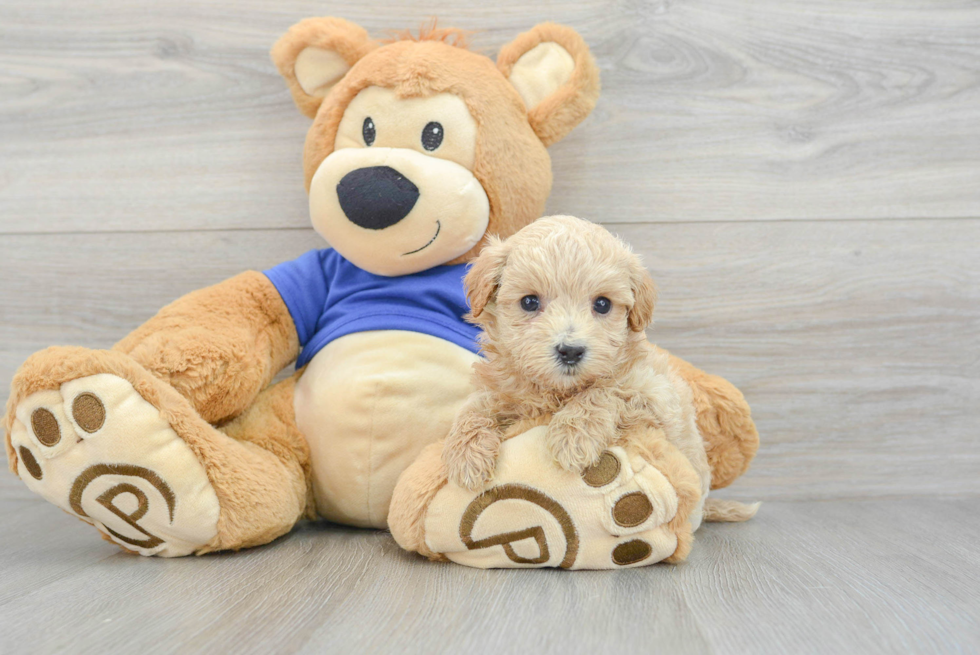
402,220,441,256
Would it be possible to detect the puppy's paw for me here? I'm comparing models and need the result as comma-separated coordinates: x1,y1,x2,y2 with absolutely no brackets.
547,422,608,473
443,430,499,491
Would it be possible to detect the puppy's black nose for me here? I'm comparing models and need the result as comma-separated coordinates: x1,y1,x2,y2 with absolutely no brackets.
556,343,586,365
336,166,420,230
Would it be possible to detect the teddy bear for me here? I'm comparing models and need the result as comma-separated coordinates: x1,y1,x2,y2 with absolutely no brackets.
3,17,758,560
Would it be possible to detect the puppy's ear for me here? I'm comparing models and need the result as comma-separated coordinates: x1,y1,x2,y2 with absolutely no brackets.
465,237,510,320
497,23,600,147
627,255,657,332
271,17,378,118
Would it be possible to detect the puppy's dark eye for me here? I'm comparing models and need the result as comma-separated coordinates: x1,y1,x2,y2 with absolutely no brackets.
593,297,612,315
362,117,376,146
520,295,540,312
421,122,444,151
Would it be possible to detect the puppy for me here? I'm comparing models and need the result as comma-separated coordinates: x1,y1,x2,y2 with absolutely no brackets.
443,215,708,493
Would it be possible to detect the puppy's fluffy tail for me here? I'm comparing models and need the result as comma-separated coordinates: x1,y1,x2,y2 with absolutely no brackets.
703,498,760,523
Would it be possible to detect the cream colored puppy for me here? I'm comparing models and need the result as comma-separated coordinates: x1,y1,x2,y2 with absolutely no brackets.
443,215,709,494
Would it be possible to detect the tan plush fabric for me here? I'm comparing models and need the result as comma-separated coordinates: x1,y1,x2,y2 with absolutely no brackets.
665,351,760,489
497,23,602,147
214,373,315,546
387,440,451,560
5,347,310,554
271,17,378,118
114,271,299,425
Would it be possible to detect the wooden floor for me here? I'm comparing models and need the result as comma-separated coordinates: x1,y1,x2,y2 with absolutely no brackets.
1,497,978,654
1,0,979,653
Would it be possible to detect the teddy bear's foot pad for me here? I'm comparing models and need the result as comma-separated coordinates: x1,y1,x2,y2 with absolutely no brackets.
423,427,681,569
10,373,220,557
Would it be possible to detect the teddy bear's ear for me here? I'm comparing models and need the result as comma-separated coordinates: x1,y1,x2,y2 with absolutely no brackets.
271,17,378,118
497,23,600,146
465,236,510,321
627,254,658,333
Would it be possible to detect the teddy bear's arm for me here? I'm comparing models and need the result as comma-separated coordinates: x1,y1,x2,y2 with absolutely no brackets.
657,347,759,490
113,271,300,424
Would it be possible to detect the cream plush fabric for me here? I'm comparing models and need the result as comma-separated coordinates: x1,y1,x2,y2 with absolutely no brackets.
10,374,220,557
409,427,686,569
295,331,480,527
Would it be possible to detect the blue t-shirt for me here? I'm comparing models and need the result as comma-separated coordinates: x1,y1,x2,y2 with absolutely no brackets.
264,249,481,368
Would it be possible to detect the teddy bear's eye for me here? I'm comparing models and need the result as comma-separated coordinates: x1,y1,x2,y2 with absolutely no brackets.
421,122,443,151
593,297,612,315
362,117,376,146
520,295,540,312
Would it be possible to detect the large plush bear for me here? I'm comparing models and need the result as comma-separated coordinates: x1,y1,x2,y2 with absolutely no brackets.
4,18,758,561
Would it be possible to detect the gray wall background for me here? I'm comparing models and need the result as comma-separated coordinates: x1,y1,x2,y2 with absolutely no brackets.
2,0,978,503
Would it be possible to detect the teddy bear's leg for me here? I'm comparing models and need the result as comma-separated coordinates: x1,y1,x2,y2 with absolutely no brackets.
390,424,703,569
4,346,309,556
388,440,451,560
622,429,703,563
660,349,760,490
113,271,299,425
214,372,314,548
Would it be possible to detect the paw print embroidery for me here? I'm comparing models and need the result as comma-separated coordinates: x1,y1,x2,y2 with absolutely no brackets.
9,371,221,557
581,451,673,566
424,426,683,569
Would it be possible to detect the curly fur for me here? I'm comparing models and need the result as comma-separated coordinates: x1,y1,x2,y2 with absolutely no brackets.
443,215,708,495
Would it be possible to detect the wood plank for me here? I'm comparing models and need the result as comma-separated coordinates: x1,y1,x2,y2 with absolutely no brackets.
1,0,979,234
0,497,977,653
0,499,118,606
1,218,977,501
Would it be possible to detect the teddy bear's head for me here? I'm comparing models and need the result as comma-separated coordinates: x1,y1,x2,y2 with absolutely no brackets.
271,18,599,276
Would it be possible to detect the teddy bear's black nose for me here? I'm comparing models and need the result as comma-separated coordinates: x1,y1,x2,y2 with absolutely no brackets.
336,166,420,230
555,343,586,365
